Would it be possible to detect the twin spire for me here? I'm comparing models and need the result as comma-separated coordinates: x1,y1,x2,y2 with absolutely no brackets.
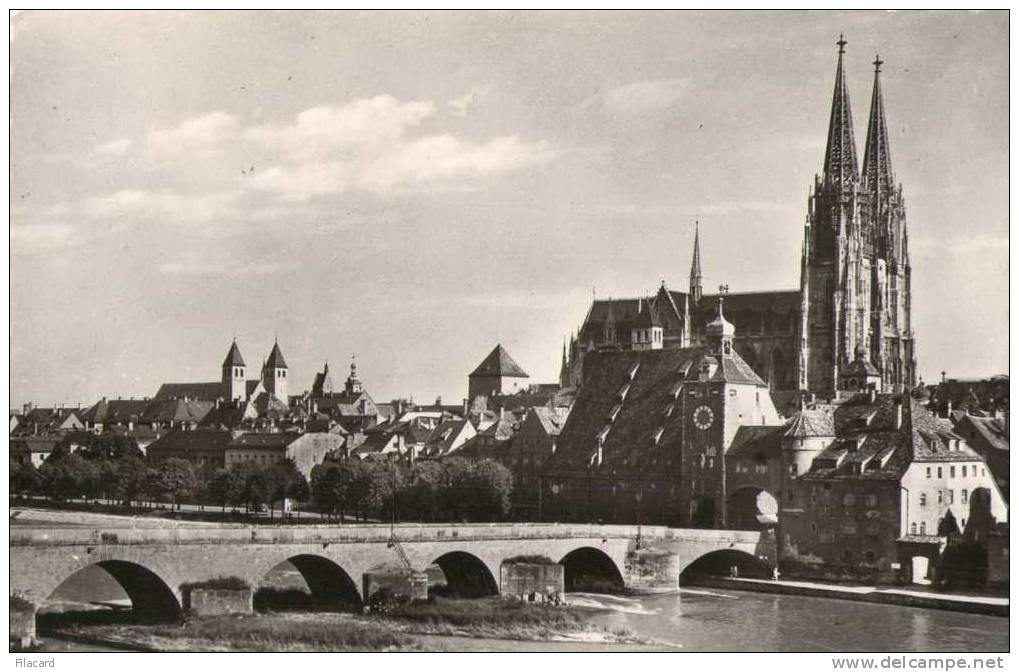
822,34,895,196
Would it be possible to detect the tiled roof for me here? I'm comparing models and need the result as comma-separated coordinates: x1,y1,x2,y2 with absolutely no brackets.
147,429,232,456
142,398,215,424
222,341,246,367
531,406,570,436
470,344,529,378
229,432,298,449
154,382,225,402
548,349,703,475
956,415,1009,453
265,342,288,369
784,407,836,438
728,425,784,459
81,398,152,424
478,416,517,441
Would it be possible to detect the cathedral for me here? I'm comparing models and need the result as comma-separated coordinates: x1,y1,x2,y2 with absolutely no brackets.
561,37,918,401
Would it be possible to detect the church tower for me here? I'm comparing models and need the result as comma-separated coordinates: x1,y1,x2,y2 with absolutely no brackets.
689,221,703,304
799,37,917,397
221,339,246,401
263,339,289,401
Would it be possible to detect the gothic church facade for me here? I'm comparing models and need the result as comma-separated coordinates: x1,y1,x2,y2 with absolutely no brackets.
561,39,918,400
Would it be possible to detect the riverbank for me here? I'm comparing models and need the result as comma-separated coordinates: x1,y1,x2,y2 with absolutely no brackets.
38,598,659,652
690,576,1009,617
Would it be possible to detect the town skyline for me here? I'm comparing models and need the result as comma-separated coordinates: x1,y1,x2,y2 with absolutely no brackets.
10,10,1008,409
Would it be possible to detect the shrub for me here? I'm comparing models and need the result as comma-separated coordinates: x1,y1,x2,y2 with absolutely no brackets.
503,555,557,565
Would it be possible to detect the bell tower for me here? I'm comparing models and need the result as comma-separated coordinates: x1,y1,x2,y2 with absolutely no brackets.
221,339,246,401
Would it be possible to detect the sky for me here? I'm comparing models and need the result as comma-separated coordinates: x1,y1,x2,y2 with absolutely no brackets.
9,10,1009,409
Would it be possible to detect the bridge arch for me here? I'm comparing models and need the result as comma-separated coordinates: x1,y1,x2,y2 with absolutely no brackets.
726,485,779,531
254,554,362,612
429,551,499,598
678,548,773,585
559,546,625,593
44,558,182,621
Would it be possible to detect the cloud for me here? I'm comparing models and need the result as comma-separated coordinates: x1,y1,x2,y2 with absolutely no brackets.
10,223,76,252
95,138,132,156
448,84,494,117
244,95,434,161
148,111,240,156
603,78,691,113
244,96,555,199
159,253,284,277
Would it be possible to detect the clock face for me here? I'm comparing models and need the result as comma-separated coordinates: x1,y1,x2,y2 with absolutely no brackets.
693,405,715,430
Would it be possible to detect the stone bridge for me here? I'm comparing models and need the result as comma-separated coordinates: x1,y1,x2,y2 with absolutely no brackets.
10,521,774,639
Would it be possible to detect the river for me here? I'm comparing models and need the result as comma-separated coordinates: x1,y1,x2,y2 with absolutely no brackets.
38,587,1008,652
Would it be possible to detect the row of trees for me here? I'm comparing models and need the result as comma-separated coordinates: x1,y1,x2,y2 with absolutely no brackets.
311,456,513,523
10,434,309,518
12,434,516,523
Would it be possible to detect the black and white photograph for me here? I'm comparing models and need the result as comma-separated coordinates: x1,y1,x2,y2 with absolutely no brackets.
7,9,1010,659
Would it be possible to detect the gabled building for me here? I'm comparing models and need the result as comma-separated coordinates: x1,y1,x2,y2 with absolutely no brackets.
541,298,780,526
307,359,380,433
422,418,477,458
146,428,233,470
779,391,1008,584
225,432,343,479
468,344,530,402
951,413,1009,502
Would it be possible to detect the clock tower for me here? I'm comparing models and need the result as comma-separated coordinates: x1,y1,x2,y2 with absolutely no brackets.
680,295,780,528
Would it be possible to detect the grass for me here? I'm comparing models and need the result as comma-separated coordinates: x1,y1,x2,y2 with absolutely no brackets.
41,596,649,651
50,614,416,652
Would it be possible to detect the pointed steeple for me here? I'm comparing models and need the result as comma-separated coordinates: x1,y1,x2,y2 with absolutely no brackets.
689,221,703,303
822,35,859,187
862,54,895,198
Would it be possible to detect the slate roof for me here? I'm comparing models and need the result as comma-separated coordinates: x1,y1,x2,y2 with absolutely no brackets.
14,408,84,434
955,415,1009,454
470,345,529,378
478,415,517,442
222,341,246,367
265,342,288,369
154,382,225,402
423,419,473,456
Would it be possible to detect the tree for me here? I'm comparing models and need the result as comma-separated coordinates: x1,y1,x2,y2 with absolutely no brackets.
438,457,473,522
114,457,151,506
10,460,40,496
153,458,198,509
207,467,246,513
404,460,443,522
362,460,405,521
78,434,144,462
465,459,514,521
39,454,91,500
311,462,342,520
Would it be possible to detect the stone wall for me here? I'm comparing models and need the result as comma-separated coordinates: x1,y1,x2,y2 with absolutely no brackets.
185,588,253,616
623,548,680,592
500,563,564,598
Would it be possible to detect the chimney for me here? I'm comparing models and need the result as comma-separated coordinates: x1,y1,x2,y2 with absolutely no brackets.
894,397,903,431
499,406,505,420
941,371,947,384
462,398,469,417
946,400,953,419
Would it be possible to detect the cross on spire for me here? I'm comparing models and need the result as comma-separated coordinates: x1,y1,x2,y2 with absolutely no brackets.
873,54,883,73
837,34,847,54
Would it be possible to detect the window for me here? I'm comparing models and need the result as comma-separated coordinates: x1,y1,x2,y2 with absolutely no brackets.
865,550,876,563
787,491,794,503
843,549,853,562
948,490,954,504
937,467,943,478
926,467,932,478
961,489,968,504
810,523,818,535
920,522,927,534
842,522,856,535
962,465,967,477
950,466,956,478
867,494,878,507
790,463,798,475
937,490,943,504
843,493,855,507
919,493,927,507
